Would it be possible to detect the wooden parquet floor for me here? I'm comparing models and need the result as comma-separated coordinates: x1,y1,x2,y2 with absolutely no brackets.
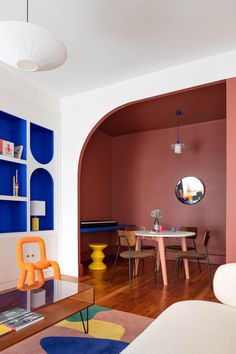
79,258,218,318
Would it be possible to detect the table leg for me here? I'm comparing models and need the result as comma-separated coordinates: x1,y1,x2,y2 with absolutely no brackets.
181,237,189,279
80,307,89,334
134,237,141,276
158,238,168,285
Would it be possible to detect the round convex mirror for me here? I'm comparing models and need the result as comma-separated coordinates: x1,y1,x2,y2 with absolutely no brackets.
175,176,205,205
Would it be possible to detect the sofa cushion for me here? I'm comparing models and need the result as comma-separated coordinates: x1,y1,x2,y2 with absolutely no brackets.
121,300,236,354
213,263,236,308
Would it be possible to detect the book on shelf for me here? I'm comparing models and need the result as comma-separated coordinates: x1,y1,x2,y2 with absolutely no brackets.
0,307,44,332
14,145,24,159
0,324,12,336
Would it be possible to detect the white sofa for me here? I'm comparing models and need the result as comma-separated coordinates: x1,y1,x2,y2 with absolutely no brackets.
122,263,236,354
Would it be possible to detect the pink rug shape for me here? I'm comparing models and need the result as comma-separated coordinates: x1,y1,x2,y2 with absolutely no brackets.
2,306,153,354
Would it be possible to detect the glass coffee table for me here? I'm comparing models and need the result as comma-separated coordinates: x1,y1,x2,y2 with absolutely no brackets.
0,279,94,351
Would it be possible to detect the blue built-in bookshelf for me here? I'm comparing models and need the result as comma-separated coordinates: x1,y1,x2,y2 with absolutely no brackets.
0,110,55,234
0,201,27,233
0,110,27,233
30,122,54,231
30,168,54,231
0,111,27,160
30,123,54,164
0,160,27,197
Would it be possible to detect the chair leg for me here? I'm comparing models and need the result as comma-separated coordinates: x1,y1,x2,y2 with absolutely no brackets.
206,256,213,289
153,249,157,272
193,239,201,272
128,256,131,288
153,256,157,284
50,261,61,280
174,258,180,287
180,258,183,272
156,249,160,271
142,258,145,272
177,258,181,280
132,259,136,278
139,242,144,271
111,247,120,283
197,259,202,273
17,269,27,289
27,264,36,286
37,269,45,284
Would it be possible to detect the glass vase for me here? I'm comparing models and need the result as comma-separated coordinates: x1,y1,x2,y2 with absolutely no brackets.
154,218,159,232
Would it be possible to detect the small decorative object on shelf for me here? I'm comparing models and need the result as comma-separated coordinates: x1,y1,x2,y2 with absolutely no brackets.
14,145,24,159
13,169,19,197
0,139,14,157
30,200,46,231
151,209,163,231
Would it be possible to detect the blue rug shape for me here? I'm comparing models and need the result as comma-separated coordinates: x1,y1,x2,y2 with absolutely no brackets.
40,336,128,354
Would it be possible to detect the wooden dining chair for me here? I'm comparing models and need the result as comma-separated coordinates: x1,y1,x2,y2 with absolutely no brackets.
173,230,212,288
126,225,159,270
111,230,157,287
126,225,157,252
165,226,201,272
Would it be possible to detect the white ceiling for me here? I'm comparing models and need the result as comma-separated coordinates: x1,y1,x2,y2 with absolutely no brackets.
0,0,236,98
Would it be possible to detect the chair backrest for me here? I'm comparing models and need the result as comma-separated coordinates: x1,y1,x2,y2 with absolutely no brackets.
179,226,198,239
203,230,210,248
125,225,146,231
16,237,47,266
117,230,136,247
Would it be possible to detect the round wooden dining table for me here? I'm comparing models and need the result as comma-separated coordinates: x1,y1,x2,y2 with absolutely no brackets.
134,230,196,285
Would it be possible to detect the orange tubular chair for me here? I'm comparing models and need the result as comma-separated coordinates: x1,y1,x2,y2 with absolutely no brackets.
16,237,61,290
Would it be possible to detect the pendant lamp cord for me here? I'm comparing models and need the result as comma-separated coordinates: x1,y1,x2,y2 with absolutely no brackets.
176,110,182,143
177,117,179,143
27,0,29,22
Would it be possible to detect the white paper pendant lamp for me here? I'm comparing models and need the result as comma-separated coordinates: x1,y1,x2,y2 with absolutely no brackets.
0,21,67,71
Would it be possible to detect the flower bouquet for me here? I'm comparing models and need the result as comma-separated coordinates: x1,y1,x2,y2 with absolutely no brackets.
151,209,163,231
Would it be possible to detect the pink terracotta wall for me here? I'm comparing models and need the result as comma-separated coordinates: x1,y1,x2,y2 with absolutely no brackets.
80,120,226,263
112,119,226,263
80,130,113,260
226,78,236,262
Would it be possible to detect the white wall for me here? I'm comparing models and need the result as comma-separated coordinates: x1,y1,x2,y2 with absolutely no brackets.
60,50,236,276
0,65,61,289
0,66,60,123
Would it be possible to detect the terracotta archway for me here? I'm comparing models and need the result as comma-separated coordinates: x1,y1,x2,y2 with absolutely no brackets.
77,92,170,275
77,80,227,275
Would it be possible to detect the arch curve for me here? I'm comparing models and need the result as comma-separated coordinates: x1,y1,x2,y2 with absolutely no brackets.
77,92,167,274
30,168,54,231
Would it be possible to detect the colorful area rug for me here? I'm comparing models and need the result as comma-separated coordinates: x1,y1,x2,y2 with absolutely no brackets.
3,305,153,354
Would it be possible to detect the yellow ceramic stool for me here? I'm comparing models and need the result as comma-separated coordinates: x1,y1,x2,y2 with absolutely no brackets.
88,243,107,270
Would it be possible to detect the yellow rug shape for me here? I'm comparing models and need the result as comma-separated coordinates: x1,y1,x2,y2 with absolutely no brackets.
56,319,125,340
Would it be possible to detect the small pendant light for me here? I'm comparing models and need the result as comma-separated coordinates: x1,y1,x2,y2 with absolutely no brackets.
171,110,185,154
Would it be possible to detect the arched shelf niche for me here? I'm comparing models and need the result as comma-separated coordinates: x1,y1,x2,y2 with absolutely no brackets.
30,168,54,231
30,123,54,164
